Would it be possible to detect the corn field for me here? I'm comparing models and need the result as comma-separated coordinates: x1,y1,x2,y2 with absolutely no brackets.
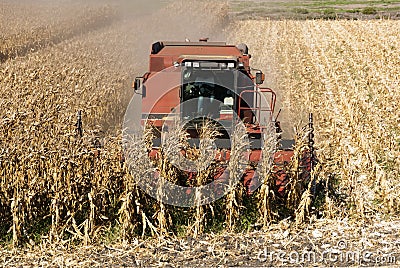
0,3,117,63
229,19,400,218
0,1,399,264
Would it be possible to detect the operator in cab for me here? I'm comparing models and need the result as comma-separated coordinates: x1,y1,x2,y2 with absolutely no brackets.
185,70,217,116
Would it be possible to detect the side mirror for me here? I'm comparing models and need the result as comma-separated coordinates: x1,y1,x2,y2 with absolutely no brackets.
255,72,265,85
142,85,146,98
133,77,146,98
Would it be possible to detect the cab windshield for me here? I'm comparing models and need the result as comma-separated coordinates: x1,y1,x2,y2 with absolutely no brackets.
181,67,236,120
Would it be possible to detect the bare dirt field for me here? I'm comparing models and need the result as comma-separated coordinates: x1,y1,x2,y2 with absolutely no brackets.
0,0,399,267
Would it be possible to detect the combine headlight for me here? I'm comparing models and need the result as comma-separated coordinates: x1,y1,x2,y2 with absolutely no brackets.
228,62,235,68
185,62,192,67
193,62,200,68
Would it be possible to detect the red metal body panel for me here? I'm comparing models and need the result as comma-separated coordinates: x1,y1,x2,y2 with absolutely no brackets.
150,44,249,72
156,45,241,56
142,71,180,115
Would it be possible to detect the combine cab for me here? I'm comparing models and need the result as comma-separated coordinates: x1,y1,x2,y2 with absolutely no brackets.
132,39,314,197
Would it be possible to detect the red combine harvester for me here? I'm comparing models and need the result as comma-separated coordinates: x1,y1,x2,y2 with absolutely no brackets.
133,39,314,196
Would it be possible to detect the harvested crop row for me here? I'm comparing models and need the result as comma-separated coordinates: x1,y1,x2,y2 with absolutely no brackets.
0,3,118,63
2,217,400,266
229,20,400,218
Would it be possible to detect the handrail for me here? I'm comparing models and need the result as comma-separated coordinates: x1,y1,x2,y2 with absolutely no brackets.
238,87,276,125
